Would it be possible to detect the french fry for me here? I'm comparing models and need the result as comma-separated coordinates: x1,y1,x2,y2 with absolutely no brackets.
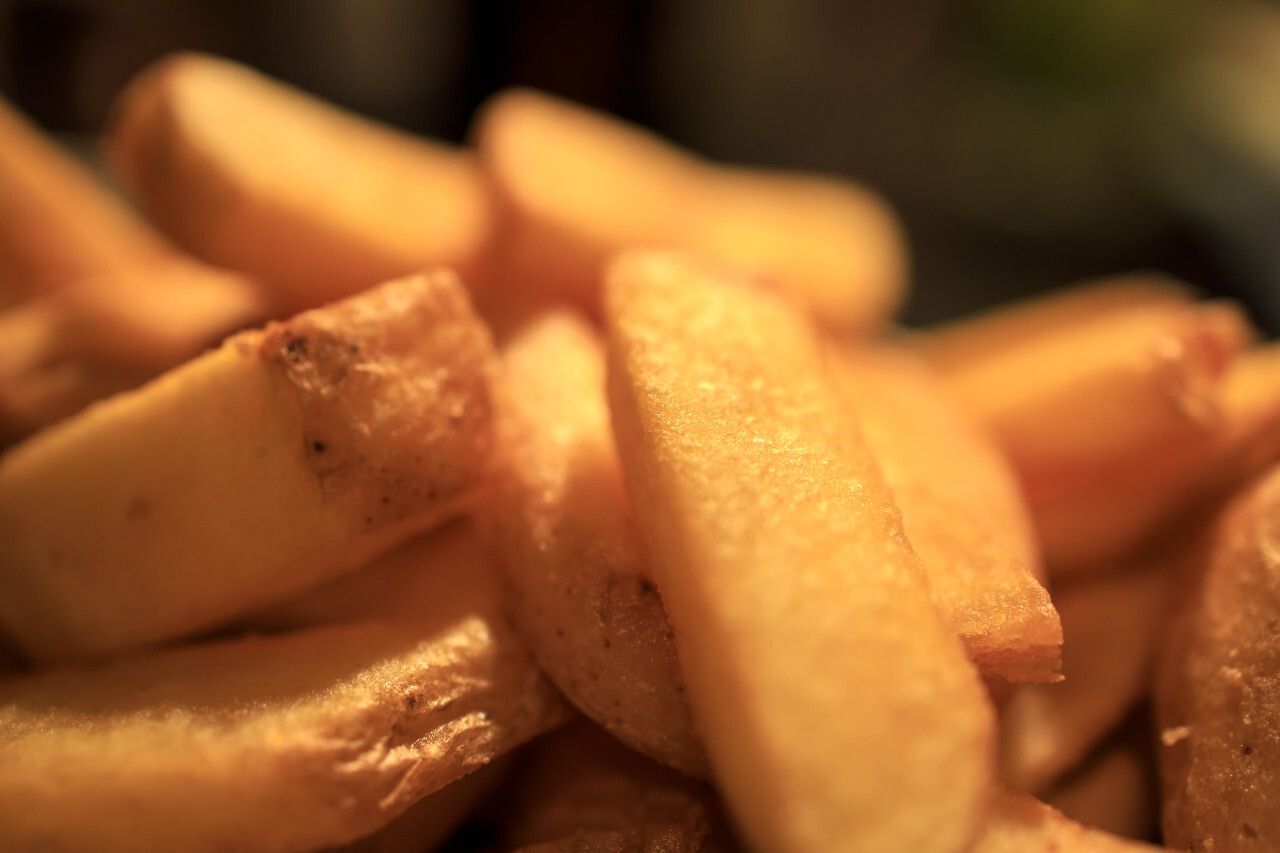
604,252,994,853
0,96,172,303
830,344,1061,682
1036,341,1280,571
483,310,707,777
1156,464,1280,851
496,720,727,852
970,788,1164,853
108,52,494,316
0,618,568,852
924,289,1251,503
0,272,495,663
476,88,906,332
911,274,1194,373
999,562,1173,794
1044,742,1157,842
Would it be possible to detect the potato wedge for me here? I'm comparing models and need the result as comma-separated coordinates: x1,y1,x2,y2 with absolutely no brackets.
1036,341,1280,571
484,310,706,777
830,344,1061,682
926,290,1251,503
1000,562,1173,794
0,271,494,663
0,96,172,303
604,252,994,853
108,52,494,316
1156,464,1280,851
971,788,1164,852
476,88,905,332
0,618,567,852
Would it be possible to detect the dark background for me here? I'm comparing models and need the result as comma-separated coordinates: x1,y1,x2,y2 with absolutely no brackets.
3,0,1278,333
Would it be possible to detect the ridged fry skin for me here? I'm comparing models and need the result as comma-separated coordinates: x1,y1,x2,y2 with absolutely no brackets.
604,252,994,853
475,88,906,333
108,52,494,316
1157,464,1280,852
484,311,708,776
0,272,495,663
0,618,569,853
830,344,1061,683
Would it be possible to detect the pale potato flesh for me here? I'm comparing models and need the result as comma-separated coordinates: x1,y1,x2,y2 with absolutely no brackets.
0,271,495,663
485,311,707,776
0,619,569,853
971,788,1165,853
108,53,494,315
830,343,1061,682
604,252,994,853
1157,464,1280,852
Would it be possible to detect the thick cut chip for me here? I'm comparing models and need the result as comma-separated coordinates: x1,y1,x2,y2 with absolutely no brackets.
970,788,1164,853
604,252,994,853
1000,562,1173,794
497,720,728,852
0,618,568,853
484,311,707,776
476,88,906,332
1157,464,1280,852
108,52,494,316
0,96,172,302
925,289,1251,504
1043,742,1157,842
830,344,1061,682
0,272,495,663
1036,342,1280,571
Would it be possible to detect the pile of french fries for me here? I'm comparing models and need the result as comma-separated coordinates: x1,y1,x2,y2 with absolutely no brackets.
1,52,1278,853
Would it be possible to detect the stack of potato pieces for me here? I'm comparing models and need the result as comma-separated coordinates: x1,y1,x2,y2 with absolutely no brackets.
2,51,1279,852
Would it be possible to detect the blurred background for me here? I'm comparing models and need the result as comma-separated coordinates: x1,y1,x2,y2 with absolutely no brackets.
2,0,1278,333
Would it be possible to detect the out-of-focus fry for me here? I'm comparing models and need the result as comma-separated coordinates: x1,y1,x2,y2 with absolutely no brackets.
924,290,1251,503
1000,563,1173,794
830,344,1061,682
605,252,994,853
1157,464,1280,852
1043,742,1157,842
1036,341,1280,571
497,720,727,852
483,311,707,777
970,788,1165,853
911,274,1194,373
476,88,906,333
0,618,568,853
108,52,494,317
0,272,495,663
0,97,172,304
0,264,267,443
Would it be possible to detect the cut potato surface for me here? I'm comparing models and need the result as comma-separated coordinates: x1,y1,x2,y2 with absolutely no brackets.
831,344,1061,682
485,311,707,776
604,252,994,853
476,88,905,332
1157,464,1280,852
0,619,569,853
0,272,495,663
109,52,494,316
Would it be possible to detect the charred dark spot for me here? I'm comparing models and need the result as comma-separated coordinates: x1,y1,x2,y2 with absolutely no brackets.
677,685,685,694
381,496,390,505
284,336,309,362
404,692,418,710
602,638,612,649
665,629,675,640
348,344,359,354
638,578,655,596
1243,823,1259,839
556,629,565,639
589,672,600,682
311,440,327,454
1243,744,1254,756
365,516,373,525
565,587,574,597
